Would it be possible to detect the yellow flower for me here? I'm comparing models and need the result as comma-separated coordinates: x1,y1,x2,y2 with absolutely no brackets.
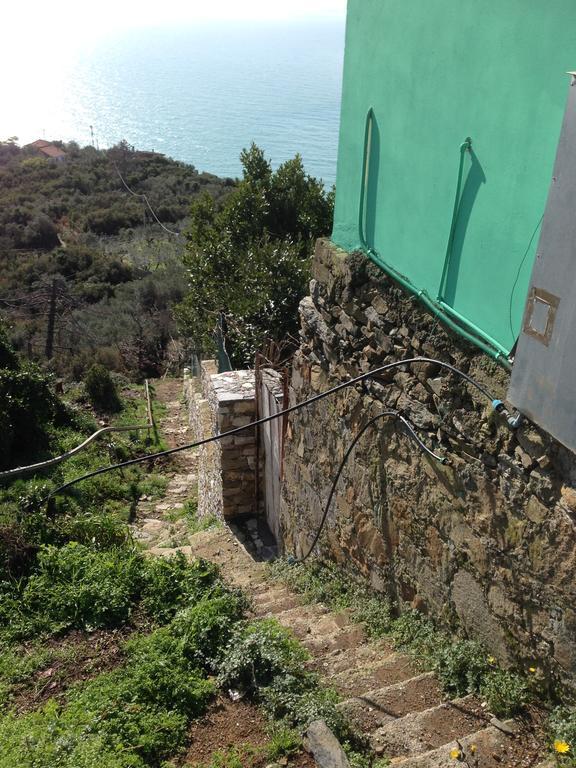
450,747,461,759
529,666,537,673
469,744,477,754
487,655,496,664
554,740,570,754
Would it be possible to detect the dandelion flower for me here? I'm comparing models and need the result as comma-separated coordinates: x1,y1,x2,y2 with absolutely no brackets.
529,666,537,673
554,740,570,754
487,655,496,664
470,744,477,754
450,747,461,759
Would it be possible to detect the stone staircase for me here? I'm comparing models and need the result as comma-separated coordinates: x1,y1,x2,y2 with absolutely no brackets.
151,526,542,768
134,381,546,767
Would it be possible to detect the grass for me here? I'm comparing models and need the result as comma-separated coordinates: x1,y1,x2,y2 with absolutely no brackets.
268,558,536,720
166,497,221,535
0,588,246,768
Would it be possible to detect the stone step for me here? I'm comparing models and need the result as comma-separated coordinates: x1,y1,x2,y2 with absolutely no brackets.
304,623,367,656
370,695,487,759
390,719,520,767
338,672,444,733
312,638,397,674
252,591,304,616
329,651,420,697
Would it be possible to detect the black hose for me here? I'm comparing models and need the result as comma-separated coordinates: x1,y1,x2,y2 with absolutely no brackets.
296,410,446,563
42,356,496,502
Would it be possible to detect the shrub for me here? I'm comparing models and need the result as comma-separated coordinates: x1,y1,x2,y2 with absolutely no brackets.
0,365,60,469
170,592,248,671
139,553,220,624
84,364,122,412
431,639,491,698
17,543,142,635
217,619,309,693
480,670,531,718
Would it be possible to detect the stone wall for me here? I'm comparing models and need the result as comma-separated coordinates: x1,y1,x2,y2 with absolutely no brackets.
185,363,262,520
280,238,576,684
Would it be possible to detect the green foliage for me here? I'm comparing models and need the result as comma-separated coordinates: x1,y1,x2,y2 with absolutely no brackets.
549,707,576,765
269,558,536,720
430,638,491,697
0,624,216,768
480,669,531,718
139,553,220,624
217,618,345,735
0,543,142,639
0,361,61,469
342,742,391,768
267,558,393,638
0,143,232,379
266,726,302,759
177,144,333,365
84,364,122,412
169,497,221,534
0,563,248,767
198,747,248,768
217,618,309,693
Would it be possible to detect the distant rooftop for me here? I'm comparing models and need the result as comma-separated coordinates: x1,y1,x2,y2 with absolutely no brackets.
25,139,67,160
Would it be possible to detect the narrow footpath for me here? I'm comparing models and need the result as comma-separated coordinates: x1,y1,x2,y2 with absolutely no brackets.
133,380,548,768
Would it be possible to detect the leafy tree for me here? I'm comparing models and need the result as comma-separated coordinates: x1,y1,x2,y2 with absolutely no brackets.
177,144,334,365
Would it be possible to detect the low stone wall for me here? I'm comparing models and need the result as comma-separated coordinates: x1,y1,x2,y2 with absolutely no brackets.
280,238,576,684
185,363,262,520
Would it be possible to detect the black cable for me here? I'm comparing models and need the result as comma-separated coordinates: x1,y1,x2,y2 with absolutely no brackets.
296,410,446,563
41,356,495,503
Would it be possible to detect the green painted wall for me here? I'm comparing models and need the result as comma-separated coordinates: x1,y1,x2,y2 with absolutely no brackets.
332,0,575,354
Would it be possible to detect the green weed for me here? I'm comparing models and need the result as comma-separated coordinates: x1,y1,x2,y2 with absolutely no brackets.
269,558,536,720
480,670,531,718
266,725,302,759
549,706,576,765
0,580,246,767
169,497,221,535
218,619,345,735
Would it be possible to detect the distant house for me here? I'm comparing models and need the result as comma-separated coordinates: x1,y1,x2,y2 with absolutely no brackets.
25,139,67,162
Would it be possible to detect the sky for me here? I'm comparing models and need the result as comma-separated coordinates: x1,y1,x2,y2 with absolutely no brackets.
7,0,346,36
2,0,346,71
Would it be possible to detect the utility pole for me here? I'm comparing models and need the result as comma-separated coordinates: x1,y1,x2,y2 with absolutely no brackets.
45,279,57,360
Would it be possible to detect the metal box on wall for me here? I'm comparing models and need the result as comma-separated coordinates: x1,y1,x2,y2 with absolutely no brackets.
508,76,576,453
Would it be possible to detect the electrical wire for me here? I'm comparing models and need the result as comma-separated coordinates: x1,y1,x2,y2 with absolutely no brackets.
507,213,544,342
296,410,446,563
112,161,181,237
39,356,496,504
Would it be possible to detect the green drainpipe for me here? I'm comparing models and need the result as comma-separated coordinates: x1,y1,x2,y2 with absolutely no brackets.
357,108,511,371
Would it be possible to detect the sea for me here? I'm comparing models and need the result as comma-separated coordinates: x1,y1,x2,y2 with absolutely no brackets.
4,21,345,185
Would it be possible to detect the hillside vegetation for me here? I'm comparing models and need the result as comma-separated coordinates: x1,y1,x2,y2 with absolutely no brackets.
0,139,233,379
0,138,334,377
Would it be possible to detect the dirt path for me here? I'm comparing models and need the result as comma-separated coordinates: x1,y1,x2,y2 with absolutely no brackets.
136,379,547,768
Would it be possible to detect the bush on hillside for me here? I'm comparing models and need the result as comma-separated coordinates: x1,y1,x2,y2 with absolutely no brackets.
84,364,121,413
0,327,64,469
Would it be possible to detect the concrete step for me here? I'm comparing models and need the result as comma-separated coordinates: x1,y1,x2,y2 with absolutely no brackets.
370,695,487,759
338,672,444,733
390,719,521,767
